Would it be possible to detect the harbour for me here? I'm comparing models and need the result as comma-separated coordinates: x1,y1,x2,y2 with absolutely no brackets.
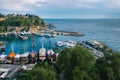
0,0,120,79
0,19,120,80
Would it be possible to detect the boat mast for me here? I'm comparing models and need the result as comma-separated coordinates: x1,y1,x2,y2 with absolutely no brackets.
23,40,28,52
11,44,14,52
32,35,37,51
49,38,51,49
41,37,44,48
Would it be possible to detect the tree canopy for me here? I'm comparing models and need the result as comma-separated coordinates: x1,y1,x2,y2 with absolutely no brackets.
17,62,58,80
56,46,96,80
0,13,45,27
17,46,120,80
56,46,120,80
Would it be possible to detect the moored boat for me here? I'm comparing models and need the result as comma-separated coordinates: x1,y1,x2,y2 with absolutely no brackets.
56,40,77,48
21,52,30,64
39,37,46,62
47,50,54,62
0,54,7,63
6,44,16,64
7,52,16,64
13,54,21,64
30,52,37,63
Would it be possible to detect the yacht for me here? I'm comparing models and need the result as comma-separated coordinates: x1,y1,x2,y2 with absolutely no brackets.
56,40,77,48
39,37,46,62
21,52,30,64
47,50,54,62
7,44,16,64
56,41,63,46
44,33,51,38
51,34,56,38
0,54,7,63
13,54,21,64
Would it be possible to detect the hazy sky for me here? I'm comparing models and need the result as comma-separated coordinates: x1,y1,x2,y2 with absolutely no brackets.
0,0,120,19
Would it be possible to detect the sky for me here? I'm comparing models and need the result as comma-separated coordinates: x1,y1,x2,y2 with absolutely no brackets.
0,0,120,19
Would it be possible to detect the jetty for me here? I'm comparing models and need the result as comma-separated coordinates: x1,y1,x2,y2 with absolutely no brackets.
54,30,84,36
39,29,84,36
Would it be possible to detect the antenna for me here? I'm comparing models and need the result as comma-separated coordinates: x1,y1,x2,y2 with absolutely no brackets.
49,38,51,49
32,35,37,50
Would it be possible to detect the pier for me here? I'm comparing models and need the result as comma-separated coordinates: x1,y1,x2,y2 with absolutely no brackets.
0,29,84,39
54,30,84,36
39,29,84,36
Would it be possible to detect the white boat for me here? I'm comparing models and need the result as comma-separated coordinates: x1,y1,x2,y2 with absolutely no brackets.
56,40,77,48
39,48,46,57
47,50,54,62
0,54,7,63
13,54,21,64
44,33,51,38
21,52,30,64
47,50,54,55
51,34,56,38
7,44,16,64
38,33,44,37
39,37,46,62
23,36,28,40
56,41,63,46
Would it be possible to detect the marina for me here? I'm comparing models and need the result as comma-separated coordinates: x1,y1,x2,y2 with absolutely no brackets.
0,19,119,80
0,39,105,65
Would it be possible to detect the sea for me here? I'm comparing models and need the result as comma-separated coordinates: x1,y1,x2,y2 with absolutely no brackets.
0,19,120,54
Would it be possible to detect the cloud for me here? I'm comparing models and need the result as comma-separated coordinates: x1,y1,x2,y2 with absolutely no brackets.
0,0,51,11
50,0,120,9
106,0,120,8
0,0,120,12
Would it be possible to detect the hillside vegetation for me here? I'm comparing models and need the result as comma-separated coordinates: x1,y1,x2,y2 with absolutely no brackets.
17,46,120,80
0,13,45,32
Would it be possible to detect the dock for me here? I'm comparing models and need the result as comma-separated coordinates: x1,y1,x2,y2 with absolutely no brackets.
39,29,84,36
54,30,84,36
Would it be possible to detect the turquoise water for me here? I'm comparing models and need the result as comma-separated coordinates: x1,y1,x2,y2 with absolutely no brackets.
45,19,120,52
1,19,120,54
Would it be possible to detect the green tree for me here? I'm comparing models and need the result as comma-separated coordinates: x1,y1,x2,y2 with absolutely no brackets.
17,62,58,80
96,52,120,80
56,46,96,80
